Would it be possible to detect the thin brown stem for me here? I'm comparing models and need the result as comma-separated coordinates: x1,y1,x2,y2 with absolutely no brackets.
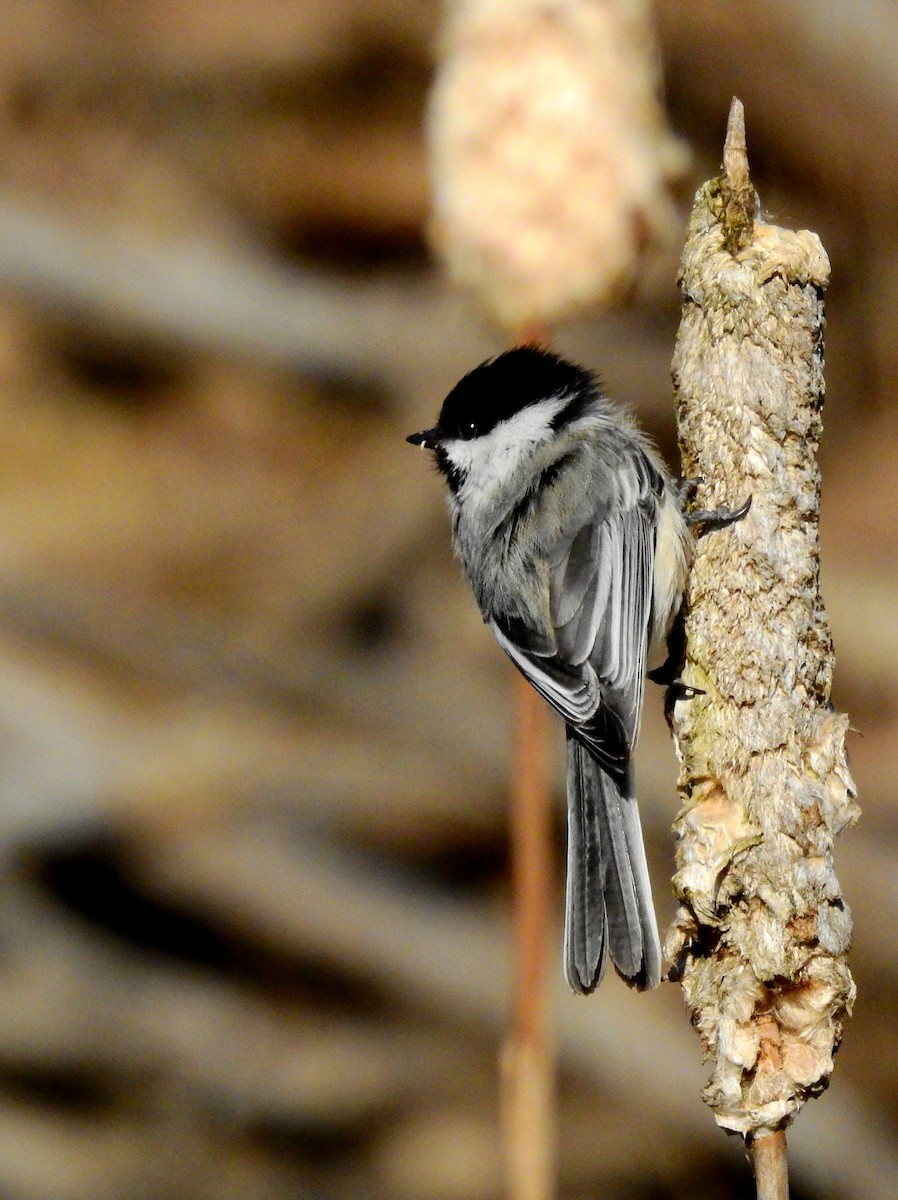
499,323,556,1200
747,1130,790,1200
511,676,553,1052
502,673,555,1200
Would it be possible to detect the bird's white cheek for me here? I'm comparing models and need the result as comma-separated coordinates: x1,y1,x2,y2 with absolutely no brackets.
444,435,515,506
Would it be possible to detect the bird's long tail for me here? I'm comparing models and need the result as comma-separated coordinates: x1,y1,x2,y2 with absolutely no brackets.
563,732,661,993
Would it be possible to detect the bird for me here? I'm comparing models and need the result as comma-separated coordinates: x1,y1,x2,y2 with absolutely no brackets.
407,345,692,992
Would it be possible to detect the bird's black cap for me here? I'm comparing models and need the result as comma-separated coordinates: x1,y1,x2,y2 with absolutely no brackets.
407,346,597,448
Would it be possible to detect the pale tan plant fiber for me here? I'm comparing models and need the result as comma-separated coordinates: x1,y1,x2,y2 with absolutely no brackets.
666,99,859,1137
428,0,685,327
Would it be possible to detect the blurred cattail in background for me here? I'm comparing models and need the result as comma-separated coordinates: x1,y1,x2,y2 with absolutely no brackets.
429,0,686,328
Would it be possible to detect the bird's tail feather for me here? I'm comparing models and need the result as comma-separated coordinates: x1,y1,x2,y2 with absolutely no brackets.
563,733,661,993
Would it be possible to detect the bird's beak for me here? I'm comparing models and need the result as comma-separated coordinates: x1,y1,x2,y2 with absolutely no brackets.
406,428,440,451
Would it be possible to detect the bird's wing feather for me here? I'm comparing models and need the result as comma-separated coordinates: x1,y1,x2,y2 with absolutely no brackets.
491,459,658,750
489,469,658,800
585,504,655,742
490,458,662,991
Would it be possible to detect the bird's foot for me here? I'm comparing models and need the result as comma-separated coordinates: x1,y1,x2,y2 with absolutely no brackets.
685,493,752,538
648,662,704,702
677,476,703,505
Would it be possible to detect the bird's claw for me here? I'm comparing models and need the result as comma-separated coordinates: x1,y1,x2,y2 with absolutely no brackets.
669,680,706,702
686,493,752,538
649,665,704,702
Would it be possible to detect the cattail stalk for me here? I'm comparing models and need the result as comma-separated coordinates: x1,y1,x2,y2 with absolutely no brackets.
498,321,556,1200
666,98,859,1192
502,673,555,1200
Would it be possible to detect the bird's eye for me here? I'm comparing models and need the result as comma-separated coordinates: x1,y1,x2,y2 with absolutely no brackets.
463,420,478,439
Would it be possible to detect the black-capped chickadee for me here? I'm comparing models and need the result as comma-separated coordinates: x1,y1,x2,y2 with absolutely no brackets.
407,346,692,993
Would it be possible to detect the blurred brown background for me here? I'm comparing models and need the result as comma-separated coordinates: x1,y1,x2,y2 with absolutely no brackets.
0,2,892,1198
